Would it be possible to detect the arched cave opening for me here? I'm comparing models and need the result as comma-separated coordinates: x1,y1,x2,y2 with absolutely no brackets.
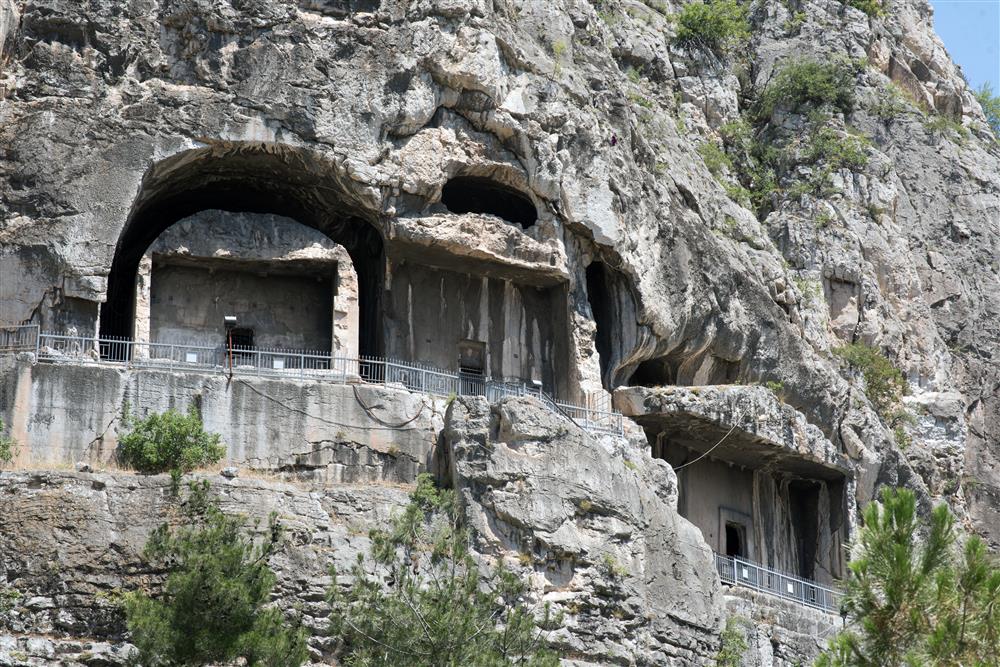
100,149,385,359
585,261,614,386
629,357,675,387
441,176,537,228
628,351,739,387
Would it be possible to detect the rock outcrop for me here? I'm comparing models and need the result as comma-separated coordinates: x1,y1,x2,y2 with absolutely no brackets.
1,0,999,663
0,397,840,665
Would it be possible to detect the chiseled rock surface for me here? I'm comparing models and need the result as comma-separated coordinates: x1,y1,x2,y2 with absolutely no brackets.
0,356,444,484
446,397,724,664
0,470,409,664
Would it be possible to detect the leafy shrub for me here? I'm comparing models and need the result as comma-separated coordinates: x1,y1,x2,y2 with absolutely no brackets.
718,119,780,213
599,553,629,580
125,481,308,667
697,141,733,176
755,59,859,120
672,0,750,56
833,343,906,417
329,473,561,666
925,114,969,143
118,406,225,482
0,585,21,625
843,0,884,17
817,488,1000,666
715,616,749,666
975,82,1000,138
871,82,913,120
0,419,15,467
804,127,870,170
783,10,806,35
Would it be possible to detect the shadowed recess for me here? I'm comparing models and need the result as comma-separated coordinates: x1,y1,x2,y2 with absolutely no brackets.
100,144,385,358
441,176,537,228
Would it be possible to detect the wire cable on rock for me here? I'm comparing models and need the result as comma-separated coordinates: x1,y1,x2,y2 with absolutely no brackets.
670,407,751,472
233,378,426,432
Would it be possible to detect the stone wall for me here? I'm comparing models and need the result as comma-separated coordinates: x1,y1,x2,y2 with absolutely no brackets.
150,263,336,351
723,589,842,666
0,356,442,483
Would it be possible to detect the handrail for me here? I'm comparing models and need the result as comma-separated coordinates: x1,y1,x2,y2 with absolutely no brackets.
21,331,624,436
714,552,842,613
0,324,40,353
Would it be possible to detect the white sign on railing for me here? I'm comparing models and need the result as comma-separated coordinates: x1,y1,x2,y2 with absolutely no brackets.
714,552,842,613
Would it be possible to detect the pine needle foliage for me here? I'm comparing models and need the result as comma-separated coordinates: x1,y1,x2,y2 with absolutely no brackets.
124,481,309,667
328,473,561,666
118,405,225,487
818,487,1000,666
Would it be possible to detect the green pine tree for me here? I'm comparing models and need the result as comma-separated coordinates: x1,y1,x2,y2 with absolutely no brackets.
817,487,1000,666
124,481,309,667
328,473,561,666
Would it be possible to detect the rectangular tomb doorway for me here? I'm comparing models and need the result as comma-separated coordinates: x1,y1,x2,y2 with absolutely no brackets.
458,340,486,394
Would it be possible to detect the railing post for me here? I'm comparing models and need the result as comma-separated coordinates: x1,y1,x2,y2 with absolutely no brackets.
169,345,174,373
300,352,305,381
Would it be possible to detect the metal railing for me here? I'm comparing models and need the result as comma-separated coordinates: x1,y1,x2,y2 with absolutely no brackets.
0,324,40,352
714,552,842,613
12,329,623,436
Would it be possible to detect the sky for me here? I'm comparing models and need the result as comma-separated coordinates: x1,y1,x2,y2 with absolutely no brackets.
930,0,1000,91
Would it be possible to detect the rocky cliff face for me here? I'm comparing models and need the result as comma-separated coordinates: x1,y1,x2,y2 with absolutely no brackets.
0,0,998,663
2,398,839,666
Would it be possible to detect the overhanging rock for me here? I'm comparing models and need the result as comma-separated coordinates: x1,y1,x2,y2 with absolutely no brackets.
614,385,850,480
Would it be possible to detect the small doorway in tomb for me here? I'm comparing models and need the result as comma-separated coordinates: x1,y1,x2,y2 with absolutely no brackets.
725,522,747,558
719,508,753,560
458,340,486,395
227,326,255,365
